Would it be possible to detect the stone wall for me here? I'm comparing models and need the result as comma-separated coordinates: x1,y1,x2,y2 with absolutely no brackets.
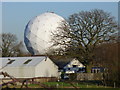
76,73,103,81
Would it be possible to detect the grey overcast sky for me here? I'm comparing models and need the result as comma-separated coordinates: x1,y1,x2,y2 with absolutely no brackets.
2,2,118,41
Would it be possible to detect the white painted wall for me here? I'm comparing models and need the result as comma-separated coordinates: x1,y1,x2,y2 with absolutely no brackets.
64,59,85,69
35,57,59,77
4,66,35,78
63,59,85,74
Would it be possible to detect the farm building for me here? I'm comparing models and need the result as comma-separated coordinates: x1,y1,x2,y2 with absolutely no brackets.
53,58,86,79
54,58,86,74
63,58,86,74
0,56,59,78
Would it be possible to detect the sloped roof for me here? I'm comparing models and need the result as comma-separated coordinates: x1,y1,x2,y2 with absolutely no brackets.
52,58,77,69
0,56,46,68
53,61,70,69
50,56,85,69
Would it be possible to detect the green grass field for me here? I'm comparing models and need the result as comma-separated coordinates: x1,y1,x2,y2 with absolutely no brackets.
3,81,116,89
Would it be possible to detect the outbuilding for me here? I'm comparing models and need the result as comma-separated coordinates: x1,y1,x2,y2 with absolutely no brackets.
63,58,86,74
53,58,86,79
54,58,86,74
0,56,59,78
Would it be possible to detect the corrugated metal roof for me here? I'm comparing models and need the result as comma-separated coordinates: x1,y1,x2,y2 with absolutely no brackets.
0,56,46,68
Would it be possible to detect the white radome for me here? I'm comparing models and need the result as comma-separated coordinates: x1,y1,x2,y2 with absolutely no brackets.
24,12,66,55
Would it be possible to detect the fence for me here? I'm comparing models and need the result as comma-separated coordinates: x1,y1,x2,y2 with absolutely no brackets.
1,77,58,84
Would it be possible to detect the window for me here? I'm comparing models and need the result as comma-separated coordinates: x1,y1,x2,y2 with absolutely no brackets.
24,59,32,64
78,68,86,72
78,68,82,72
7,60,15,64
68,68,70,70
97,69,100,73
73,65,77,68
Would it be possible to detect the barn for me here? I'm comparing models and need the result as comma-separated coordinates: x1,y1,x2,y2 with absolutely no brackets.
0,56,59,78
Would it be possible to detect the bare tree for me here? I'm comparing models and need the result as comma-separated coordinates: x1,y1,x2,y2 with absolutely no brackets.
52,9,118,65
0,33,23,57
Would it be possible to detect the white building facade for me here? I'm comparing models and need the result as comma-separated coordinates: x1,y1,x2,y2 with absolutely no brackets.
63,58,86,74
0,56,59,78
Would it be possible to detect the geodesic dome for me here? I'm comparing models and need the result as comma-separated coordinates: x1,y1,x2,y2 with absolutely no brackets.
24,12,66,55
